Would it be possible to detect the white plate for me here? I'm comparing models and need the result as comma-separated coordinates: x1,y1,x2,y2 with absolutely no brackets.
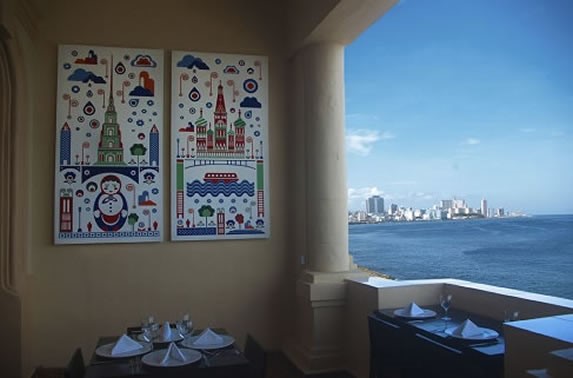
180,334,235,350
393,308,437,319
445,326,499,341
137,332,184,343
141,348,201,367
95,342,153,358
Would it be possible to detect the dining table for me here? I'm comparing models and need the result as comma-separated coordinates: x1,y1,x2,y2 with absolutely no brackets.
370,305,505,378
84,328,250,378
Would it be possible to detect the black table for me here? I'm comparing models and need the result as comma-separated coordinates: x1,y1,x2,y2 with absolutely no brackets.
369,306,505,378
85,329,250,378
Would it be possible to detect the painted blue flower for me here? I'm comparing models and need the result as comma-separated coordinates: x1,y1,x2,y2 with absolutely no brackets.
63,63,71,70
72,85,80,93
152,188,159,195
136,120,144,126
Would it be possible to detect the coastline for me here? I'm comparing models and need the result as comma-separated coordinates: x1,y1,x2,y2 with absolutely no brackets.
357,265,395,280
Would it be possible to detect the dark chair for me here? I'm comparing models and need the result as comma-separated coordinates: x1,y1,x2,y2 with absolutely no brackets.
368,313,407,378
244,334,266,378
64,348,85,378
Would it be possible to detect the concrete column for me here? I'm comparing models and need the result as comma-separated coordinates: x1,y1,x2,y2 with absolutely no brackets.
285,42,367,375
300,42,349,272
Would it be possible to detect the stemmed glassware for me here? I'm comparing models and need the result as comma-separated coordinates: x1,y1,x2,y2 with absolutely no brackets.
440,293,453,321
504,310,520,322
176,313,192,338
141,320,153,342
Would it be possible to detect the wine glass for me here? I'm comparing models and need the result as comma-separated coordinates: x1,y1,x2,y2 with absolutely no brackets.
140,321,153,342
440,294,453,321
176,320,188,337
504,310,520,322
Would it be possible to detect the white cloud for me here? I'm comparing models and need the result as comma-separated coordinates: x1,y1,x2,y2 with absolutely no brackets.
348,186,385,200
390,180,417,185
463,138,481,145
411,192,434,200
550,130,565,137
345,129,395,156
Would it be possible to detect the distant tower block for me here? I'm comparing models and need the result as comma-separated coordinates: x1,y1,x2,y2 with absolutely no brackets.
59,189,73,232
60,122,71,165
149,125,159,166
217,210,225,235
176,159,184,219
256,160,264,217
481,198,488,217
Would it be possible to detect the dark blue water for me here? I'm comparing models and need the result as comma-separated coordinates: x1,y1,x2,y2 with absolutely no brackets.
349,215,573,299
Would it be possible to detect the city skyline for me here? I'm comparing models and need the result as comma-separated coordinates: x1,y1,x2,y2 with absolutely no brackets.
345,0,573,215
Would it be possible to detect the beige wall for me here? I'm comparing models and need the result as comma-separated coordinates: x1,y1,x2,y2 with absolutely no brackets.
16,0,291,375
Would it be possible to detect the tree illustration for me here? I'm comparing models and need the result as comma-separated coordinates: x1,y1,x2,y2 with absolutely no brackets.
129,143,147,169
127,213,139,231
235,213,244,229
198,205,215,228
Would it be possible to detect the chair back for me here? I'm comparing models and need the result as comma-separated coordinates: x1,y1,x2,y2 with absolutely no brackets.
244,334,266,378
64,348,85,378
368,313,407,378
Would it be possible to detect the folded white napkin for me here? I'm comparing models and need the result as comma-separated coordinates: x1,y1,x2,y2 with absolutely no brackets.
452,319,483,338
161,342,186,365
194,328,223,346
111,334,143,355
404,302,425,316
161,321,172,341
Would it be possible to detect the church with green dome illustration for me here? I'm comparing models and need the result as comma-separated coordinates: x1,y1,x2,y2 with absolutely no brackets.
97,69,125,165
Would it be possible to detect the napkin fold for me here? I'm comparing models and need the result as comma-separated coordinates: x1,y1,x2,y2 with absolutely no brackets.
404,302,425,316
160,342,186,365
161,321,172,341
194,328,224,346
452,319,483,338
111,334,143,355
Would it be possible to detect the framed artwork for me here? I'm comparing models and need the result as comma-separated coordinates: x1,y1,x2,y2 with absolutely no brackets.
171,51,269,240
54,45,164,244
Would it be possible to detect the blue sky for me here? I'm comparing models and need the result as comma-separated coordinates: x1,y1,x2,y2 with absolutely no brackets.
345,0,573,215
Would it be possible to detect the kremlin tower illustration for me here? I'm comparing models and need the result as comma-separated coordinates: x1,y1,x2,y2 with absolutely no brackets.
195,81,246,158
97,57,125,165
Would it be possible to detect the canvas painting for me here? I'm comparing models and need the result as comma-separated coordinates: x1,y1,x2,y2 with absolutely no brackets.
54,45,164,244
171,51,269,240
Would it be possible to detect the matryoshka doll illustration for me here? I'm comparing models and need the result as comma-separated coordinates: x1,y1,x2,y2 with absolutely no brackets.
93,175,128,231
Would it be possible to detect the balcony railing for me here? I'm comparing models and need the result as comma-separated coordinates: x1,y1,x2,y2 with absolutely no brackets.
344,276,573,377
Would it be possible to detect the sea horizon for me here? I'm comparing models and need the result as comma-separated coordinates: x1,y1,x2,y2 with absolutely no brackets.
349,214,573,300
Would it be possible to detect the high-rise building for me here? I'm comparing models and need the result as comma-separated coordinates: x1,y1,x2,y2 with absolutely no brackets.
440,200,453,209
389,203,398,215
366,195,384,214
481,198,487,217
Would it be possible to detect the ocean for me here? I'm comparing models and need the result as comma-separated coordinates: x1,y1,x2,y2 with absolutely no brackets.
349,214,573,300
